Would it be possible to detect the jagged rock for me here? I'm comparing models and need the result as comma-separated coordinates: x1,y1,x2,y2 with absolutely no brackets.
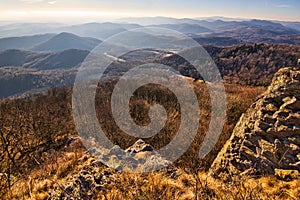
49,157,116,200
89,139,171,172
211,67,300,180
126,139,154,153
124,139,170,172
49,140,175,199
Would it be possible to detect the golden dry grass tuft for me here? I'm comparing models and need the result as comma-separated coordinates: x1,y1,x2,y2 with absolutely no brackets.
7,142,300,200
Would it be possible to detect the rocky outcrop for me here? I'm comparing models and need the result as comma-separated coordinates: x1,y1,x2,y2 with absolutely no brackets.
50,139,176,199
211,67,300,180
89,139,171,173
49,156,117,200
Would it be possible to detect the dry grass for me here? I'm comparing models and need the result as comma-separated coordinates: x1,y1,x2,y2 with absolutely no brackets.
7,140,299,200
94,170,299,200
7,137,86,200
5,79,298,200
94,78,266,171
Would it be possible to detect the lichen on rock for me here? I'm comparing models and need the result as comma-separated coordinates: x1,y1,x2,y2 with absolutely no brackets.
211,67,300,180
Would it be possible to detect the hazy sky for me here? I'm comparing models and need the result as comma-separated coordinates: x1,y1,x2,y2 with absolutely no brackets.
0,0,299,22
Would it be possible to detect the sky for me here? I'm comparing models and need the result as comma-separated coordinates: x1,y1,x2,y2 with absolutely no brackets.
0,0,299,22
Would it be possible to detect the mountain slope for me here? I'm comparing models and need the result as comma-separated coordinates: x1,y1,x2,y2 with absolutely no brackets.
32,32,101,52
26,49,90,69
0,49,89,69
194,37,242,46
0,34,55,51
155,43,300,86
62,22,142,39
207,20,300,44
280,21,300,32
0,23,61,38
149,23,212,34
0,67,76,98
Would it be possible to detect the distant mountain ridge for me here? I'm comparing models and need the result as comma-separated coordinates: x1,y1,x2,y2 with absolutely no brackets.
0,49,89,69
208,19,300,43
62,22,142,39
276,21,300,32
0,17,299,99
0,34,55,51
194,37,242,46
0,32,101,52
32,32,101,52
148,23,212,35
0,43,299,98
0,18,299,44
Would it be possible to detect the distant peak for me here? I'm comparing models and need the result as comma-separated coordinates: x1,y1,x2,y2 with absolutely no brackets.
55,32,78,37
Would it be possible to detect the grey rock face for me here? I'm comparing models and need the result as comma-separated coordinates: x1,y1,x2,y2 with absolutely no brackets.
49,139,174,199
211,67,300,180
49,157,116,200
91,139,170,173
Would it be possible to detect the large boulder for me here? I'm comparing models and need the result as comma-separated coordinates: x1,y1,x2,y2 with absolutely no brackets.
211,67,300,180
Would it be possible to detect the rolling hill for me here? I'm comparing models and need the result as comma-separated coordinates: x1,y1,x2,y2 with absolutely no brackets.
209,20,300,41
32,32,101,52
0,19,299,46
0,49,89,69
0,48,87,98
193,37,242,46
148,23,212,35
62,22,142,39
0,23,62,38
0,34,55,51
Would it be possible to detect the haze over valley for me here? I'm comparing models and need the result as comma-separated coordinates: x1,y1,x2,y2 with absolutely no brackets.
0,17,300,98
0,0,300,199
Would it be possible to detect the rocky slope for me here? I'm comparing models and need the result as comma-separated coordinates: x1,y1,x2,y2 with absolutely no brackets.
49,139,176,199
211,67,300,180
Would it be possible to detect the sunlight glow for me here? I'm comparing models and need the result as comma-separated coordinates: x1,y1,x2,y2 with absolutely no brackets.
1,9,150,21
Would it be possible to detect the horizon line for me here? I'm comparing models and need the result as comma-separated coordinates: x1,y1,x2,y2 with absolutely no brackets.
0,16,299,24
